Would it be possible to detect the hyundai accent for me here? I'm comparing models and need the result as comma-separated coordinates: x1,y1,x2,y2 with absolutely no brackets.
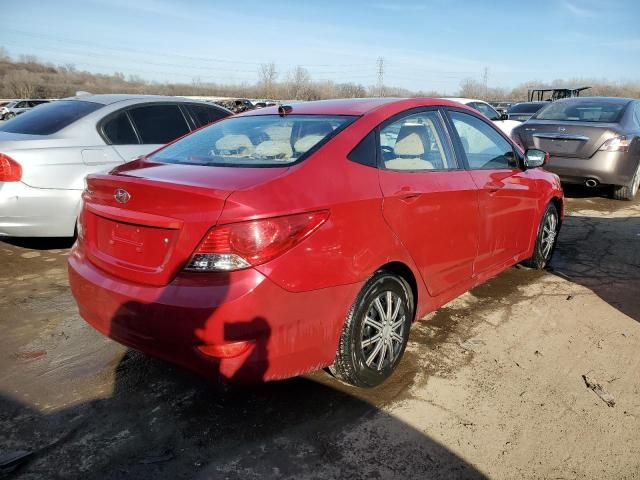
69,98,563,387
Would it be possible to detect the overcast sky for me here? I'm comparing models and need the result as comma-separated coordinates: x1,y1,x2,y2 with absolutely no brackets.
1,0,639,93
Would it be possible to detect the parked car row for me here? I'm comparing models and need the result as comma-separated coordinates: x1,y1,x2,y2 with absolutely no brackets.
0,99,50,120
456,95,640,200
2,92,637,388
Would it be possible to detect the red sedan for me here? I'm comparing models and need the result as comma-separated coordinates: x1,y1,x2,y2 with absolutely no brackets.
69,98,564,387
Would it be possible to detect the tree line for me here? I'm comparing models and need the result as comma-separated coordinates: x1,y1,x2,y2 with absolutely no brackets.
1,48,638,102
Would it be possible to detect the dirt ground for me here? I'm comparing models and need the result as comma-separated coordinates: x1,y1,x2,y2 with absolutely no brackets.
1,187,639,479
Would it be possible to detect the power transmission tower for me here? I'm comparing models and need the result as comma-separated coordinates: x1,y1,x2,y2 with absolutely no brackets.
377,57,385,97
482,67,489,100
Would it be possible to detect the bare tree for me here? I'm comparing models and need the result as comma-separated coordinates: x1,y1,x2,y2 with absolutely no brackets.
459,78,485,99
5,70,36,97
258,62,277,98
286,66,312,100
0,46,10,62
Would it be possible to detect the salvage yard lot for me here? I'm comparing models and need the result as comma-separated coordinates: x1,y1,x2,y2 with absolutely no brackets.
1,191,639,479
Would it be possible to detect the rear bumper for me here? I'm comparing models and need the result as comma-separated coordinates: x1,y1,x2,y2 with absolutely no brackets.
68,244,360,383
0,181,80,237
546,150,639,186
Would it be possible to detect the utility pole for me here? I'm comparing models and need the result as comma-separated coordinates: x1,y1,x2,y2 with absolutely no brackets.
377,57,385,97
482,66,489,100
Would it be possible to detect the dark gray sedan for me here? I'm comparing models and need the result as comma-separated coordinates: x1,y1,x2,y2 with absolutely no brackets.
512,97,640,200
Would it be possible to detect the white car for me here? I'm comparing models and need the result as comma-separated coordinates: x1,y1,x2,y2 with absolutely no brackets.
0,94,230,237
444,98,522,137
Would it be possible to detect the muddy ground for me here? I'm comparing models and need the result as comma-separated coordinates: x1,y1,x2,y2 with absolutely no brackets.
1,187,639,479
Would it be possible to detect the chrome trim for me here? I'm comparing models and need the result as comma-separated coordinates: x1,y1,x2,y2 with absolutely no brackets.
532,133,590,141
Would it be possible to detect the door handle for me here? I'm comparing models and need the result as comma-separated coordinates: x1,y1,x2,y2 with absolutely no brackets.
485,182,502,194
399,191,422,203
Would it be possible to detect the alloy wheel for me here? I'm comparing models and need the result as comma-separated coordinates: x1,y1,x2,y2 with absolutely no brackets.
541,211,558,259
361,291,407,371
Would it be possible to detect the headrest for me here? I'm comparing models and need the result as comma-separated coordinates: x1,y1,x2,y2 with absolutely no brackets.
393,132,425,156
254,140,293,159
215,134,254,153
385,158,435,170
298,121,333,138
293,134,324,153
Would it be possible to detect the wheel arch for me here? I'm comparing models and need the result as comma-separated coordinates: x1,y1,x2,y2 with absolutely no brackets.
377,261,419,321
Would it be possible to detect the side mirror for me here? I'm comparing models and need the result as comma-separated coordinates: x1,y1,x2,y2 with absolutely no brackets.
501,113,509,120
524,149,549,169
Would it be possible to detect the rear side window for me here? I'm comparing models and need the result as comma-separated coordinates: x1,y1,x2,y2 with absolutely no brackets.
128,104,190,144
187,103,229,128
0,100,103,135
379,110,455,171
103,111,138,145
449,111,516,170
348,131,377,167
150,114,355,166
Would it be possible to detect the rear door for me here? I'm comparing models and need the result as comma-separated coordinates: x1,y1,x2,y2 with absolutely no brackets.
377,108,480,296
445,109,538,273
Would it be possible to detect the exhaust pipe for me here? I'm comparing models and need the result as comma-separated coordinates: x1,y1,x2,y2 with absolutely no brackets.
585,179,598,188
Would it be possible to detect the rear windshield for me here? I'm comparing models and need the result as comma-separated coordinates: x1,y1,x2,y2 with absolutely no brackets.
150,114,356,166
0,100,103,135
509,103,548,114
534,100,627,123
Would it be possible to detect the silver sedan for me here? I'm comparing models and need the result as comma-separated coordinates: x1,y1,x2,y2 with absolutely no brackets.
0,94,230,237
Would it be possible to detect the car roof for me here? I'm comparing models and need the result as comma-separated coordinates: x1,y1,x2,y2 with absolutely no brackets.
441,97,481,105
236,97,468,117
59,94,196,105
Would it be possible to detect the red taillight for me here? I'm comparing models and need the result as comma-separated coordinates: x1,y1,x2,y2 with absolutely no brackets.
0,153,22,182
186,210,329,272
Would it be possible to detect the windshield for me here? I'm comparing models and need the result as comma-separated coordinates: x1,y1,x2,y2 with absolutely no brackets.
0,100,103,135
150,114,356,166
534,100,627,123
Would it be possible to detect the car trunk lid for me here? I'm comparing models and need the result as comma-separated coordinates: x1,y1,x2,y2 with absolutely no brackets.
81,162,288,286
518,121,620,158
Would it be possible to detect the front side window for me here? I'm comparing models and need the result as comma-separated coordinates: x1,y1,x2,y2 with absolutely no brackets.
0,100,103,135
150,114,355,166
473,102,500,121
534,100,627,123
449,111,516,170
128,104,190,144
379,110,455,171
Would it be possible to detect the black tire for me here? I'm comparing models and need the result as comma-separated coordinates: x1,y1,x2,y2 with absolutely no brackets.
4,112,15,120
330,271,414,388
611,163,640,201
522,203,559,270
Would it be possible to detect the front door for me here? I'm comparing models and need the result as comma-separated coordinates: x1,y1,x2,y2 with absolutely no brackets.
445,109,539,273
